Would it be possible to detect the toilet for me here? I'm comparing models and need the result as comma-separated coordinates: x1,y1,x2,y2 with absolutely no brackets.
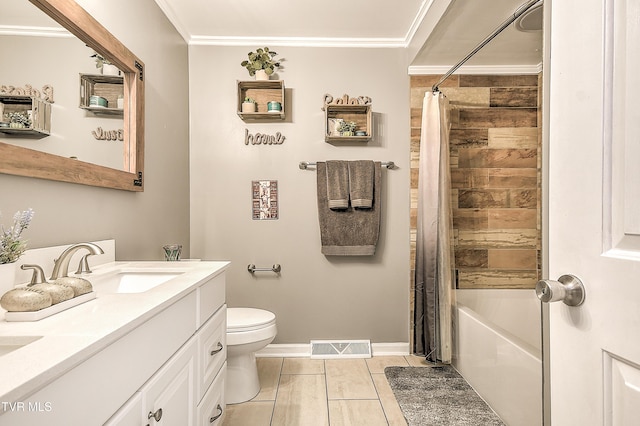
226,307,277,404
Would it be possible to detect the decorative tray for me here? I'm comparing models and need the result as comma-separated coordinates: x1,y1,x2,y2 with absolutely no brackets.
4,292,97,322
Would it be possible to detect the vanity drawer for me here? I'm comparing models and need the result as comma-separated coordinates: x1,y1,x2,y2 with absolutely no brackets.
197,272,225,327
197,304,226,402
197,363,226,426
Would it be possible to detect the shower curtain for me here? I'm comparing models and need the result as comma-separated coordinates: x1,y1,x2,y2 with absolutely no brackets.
413,90,456,363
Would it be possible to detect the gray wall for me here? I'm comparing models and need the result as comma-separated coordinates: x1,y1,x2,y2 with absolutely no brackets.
189,46,411,344
0,0,190,261
0,35,124,168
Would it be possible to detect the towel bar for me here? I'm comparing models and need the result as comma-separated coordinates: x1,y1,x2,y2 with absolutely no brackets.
299,161,395,170
247,264,281,274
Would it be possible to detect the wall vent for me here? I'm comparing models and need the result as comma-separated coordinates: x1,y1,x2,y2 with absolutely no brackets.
310,340,372,359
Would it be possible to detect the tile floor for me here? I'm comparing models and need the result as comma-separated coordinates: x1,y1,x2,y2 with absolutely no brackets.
221,355,432,426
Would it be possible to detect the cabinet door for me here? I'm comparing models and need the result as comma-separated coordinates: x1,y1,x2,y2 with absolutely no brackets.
104,392,143,426
142,338,197,426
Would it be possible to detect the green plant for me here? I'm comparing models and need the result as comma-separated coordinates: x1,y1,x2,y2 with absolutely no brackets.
338,121,357,133
244,97,256,103
4,112,31,127
241,47,281,77
90,52,112,68
0,208,34,264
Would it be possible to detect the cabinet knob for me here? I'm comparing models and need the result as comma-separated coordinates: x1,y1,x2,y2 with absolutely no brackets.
148,408,163,422
210,342,224,356
210,404,223,423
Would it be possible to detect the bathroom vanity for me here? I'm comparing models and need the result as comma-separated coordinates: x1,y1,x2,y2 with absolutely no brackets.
0,252,229,426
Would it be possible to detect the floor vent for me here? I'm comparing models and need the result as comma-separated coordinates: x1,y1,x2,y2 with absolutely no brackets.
310,340,372,359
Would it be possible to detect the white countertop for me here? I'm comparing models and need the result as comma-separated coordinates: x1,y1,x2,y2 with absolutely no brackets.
0,260,230,406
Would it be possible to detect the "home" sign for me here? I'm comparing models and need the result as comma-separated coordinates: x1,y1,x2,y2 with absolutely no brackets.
244,129,285,145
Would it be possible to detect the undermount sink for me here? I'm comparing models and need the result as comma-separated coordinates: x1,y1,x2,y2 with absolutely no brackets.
0,336,43,357
92,270,184,294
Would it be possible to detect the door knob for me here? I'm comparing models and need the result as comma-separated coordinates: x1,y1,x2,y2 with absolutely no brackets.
535,274,585,306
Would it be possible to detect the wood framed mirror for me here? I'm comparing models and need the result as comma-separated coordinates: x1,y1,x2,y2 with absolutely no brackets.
0,0,145,191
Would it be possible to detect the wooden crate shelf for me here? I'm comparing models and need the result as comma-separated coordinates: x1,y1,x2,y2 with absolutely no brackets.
0,95,51,138
237,80,285,121
324,104,372,142
79,73,124,116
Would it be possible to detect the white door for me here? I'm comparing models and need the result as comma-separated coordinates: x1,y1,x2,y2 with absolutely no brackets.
547,0,640,424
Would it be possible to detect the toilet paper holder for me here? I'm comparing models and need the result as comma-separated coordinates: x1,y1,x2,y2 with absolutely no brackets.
247,264,281,274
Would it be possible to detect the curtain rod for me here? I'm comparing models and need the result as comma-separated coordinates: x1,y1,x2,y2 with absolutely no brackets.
431,0,542,92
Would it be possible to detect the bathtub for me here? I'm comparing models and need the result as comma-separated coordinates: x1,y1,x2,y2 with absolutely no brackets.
453,289,542,426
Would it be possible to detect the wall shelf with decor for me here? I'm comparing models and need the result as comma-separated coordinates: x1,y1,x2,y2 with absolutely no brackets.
237,80,285,121
322,95,372,142
79,74,124,116
0,95,51,138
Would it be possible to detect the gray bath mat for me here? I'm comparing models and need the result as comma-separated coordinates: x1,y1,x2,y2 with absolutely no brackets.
384,366,505,426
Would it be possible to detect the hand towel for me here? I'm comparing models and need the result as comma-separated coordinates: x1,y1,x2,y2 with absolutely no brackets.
316,161,381,255
326,160,349,210
348,160,375,209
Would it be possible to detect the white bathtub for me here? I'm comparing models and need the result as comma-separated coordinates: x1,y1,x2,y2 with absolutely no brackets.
453,290,542,426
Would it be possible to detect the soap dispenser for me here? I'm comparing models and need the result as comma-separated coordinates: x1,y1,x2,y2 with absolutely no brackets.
22,264,74,304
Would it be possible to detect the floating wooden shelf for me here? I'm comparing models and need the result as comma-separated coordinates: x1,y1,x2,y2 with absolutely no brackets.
79,73,124,116
324,103,372,142
237,80,285,121
0,95,51,138
324,135,371,143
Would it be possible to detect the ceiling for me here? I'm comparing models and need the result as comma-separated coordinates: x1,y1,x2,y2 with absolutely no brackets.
2,0,543,71
153,0,543,70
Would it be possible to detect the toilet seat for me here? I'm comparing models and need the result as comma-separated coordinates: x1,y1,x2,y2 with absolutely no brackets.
227,308,276,333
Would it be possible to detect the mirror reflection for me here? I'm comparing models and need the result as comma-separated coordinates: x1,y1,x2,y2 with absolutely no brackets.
0,1,125,170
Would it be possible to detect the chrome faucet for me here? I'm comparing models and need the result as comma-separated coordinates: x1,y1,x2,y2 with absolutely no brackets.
50,242,104,280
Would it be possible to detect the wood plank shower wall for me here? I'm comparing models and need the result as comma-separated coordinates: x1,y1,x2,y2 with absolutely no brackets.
409,74,542,298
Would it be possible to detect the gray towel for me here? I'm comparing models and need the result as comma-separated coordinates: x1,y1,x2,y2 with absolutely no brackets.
317,161,381,255
326,160,349,210
348,160,375,209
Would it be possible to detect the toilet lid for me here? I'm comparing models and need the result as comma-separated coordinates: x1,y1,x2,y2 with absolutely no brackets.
227,308,276,332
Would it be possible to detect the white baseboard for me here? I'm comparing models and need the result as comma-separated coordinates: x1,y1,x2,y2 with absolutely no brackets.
371,342,411,356
256,342,410,358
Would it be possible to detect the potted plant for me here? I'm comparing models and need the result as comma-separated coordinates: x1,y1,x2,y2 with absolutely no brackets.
91,52,120,76
338,121,357,136
0,209,34,295
5,112,32,129
241,47,281,80
242,97,257,113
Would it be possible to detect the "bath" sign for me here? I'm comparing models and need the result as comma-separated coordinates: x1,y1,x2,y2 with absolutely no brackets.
244,129,285,145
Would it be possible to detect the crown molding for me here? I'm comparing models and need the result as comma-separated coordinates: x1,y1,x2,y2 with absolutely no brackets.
408,63,543,75
188,35,406,48
152,0,191,43
404,0,436,43
0,25,72,38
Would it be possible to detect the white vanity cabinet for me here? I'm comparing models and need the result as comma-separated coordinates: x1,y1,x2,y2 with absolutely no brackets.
141,337,198,425
107,303,227,426
0,267,227,426
106,274,228,426
103,392,143,426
